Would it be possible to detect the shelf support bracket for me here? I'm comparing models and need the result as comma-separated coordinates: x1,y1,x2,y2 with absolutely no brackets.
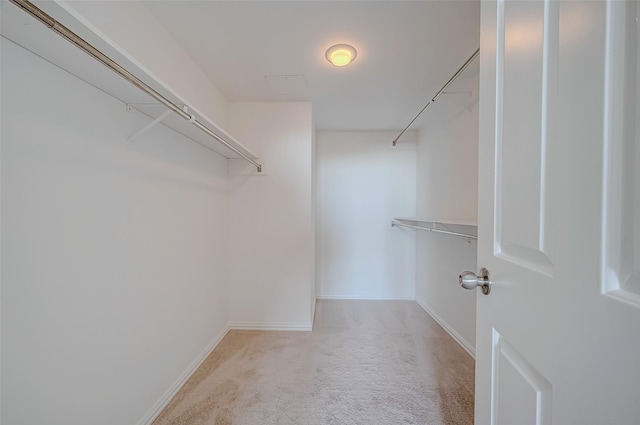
127,106,172,142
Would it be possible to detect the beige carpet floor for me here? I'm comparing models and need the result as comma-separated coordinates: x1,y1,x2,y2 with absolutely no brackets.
152,300,475,425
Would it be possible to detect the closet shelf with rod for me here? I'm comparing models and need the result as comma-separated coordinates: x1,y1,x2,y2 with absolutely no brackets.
391,217,477,240
4,0,262,172
392,48,480,146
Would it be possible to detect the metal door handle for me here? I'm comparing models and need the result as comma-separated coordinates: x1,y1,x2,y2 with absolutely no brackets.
459,268,491,295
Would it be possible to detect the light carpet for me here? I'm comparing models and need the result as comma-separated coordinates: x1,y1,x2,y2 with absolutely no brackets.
152,300,474,425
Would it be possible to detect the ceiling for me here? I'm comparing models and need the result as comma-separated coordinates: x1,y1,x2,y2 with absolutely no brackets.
143,1,480,131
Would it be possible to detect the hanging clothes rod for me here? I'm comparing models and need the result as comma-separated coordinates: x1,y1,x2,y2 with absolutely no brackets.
10,0,262,173
392,48,480,146
391,221,477,240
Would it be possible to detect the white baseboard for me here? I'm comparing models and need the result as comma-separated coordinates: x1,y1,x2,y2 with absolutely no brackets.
311,297,317,330
137,319,311,424
136,326,230,425
316,294,415,301
415,298,476,359
229,322,312,331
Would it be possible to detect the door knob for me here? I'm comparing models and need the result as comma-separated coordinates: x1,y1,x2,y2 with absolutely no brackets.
459,268,491,295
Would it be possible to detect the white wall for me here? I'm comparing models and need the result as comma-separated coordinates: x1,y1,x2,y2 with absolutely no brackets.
227,102,315,329
415,95,479,355
1,39,230,425
316,131,417,300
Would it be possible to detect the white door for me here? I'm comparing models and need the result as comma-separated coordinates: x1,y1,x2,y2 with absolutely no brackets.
475,0,640,424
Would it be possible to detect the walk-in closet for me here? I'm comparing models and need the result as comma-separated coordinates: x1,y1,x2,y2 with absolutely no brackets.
0,1,472,423
4,1,639,424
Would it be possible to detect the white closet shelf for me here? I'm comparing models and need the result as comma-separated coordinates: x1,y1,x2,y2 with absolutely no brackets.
1,0,260,170
126,103,258,163
393,217,477,227
392,217,477,240
392,48,479,146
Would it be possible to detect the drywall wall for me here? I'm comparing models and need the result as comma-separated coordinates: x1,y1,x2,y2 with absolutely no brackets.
315,131,417,300
415,94,479,355
227,102,315,329
1,38,230,425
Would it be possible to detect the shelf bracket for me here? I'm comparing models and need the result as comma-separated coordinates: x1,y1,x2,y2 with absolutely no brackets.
127,106,172,142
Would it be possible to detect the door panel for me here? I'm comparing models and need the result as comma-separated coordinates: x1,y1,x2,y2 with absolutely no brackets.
496,0,558,275
492,330,551,425
477,1,640,424
602,0,640,304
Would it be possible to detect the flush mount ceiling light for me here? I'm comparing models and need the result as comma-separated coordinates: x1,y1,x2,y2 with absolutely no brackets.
325,44,357,67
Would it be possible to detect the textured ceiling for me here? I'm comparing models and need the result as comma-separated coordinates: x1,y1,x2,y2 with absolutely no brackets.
144,1,480,131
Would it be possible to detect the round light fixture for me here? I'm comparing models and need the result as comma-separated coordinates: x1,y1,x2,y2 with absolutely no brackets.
325,44,357,67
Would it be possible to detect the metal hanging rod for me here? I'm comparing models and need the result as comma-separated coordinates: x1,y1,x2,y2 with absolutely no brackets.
392,48,480,146
391,221,477,240
9,0,262,173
